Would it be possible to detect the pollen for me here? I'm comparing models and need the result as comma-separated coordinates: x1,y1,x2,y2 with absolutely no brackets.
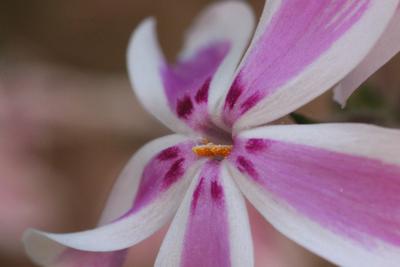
192,142,232,158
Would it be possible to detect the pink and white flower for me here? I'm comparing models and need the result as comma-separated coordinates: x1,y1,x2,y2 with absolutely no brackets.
23,0,400,266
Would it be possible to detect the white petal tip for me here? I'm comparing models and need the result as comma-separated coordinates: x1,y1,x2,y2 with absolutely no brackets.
333,84,348,108
127,16,157,58
22,228,65,266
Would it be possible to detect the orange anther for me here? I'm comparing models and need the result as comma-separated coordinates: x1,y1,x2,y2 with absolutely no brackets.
192,143,232,158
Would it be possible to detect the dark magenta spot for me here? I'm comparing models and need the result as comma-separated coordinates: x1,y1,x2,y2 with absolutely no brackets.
237,156,259,180
211,180,223,201
225,78,243,110
245,139,269,153
195,78,211,104
176,96,193,119
191,177,205,212
157,146,180,161
163,158,185,187
240,92,262,114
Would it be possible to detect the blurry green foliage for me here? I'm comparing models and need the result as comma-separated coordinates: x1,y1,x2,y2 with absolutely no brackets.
290,112,318,124
334,84,400,127
345,85,385,110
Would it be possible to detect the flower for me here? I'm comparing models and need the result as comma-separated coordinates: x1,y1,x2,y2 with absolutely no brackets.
23,0,400,267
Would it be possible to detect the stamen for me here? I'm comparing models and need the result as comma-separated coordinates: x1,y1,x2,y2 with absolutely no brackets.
192,142,232,158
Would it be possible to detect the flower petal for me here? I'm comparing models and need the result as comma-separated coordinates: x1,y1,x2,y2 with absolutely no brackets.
218,0,399,132
127,1,254,139
155,160,253,267
228,124,400,266
23,134,203,266
334,4,400,106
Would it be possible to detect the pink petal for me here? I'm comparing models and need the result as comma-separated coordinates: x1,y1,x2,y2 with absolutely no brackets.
161,41,231,140
128,2,254,139
218,0,398,132
155,160,253,267
228,124,400,266
23,134,201,266
334,4,400,106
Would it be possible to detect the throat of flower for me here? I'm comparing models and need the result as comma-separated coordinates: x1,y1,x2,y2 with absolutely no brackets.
192,141,232,158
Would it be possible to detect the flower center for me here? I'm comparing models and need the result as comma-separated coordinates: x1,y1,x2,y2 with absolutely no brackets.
192,140,232,158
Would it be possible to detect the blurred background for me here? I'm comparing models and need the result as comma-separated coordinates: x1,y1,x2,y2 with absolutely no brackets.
0,0,399,266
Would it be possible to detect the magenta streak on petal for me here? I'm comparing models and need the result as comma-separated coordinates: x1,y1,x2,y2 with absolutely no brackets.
211,180,224,200
240,92,262,114
225,77,243,110
161,42,230,138
157,146,180,161
245,138,271,153
57,249,127,267
236,156,259,181
131,142,197,211
191,177,205,211
176,96,194,119
223,0,370,127
181,160,230,267
119,141,198,215
163,158,186,187
195,78,210,104
230,138,400,247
